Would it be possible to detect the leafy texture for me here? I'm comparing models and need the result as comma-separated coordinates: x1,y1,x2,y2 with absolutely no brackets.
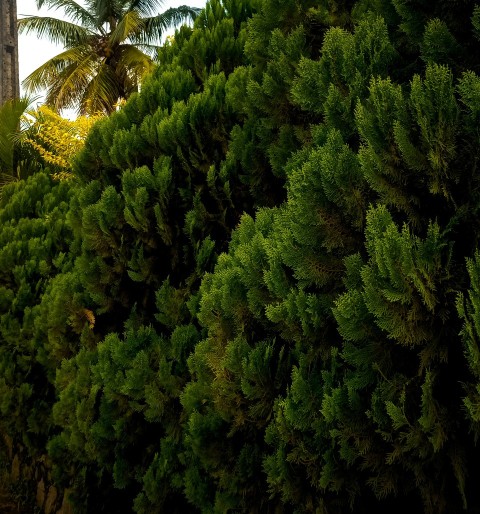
3,0,480,513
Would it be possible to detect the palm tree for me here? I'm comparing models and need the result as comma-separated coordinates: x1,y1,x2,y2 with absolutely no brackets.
18,0,201,115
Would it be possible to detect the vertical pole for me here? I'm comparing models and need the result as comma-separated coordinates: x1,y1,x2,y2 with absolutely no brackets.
0,0,20,105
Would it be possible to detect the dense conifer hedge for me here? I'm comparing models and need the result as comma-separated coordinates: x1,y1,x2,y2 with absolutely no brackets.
1,0,480,512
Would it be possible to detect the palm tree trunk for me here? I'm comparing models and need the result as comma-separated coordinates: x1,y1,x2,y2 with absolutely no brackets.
0,0,20,105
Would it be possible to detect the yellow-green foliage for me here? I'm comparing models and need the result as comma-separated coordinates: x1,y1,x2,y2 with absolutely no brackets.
22,106,103,179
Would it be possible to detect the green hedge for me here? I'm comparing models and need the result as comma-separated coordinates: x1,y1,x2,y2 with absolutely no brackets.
1,0,480,513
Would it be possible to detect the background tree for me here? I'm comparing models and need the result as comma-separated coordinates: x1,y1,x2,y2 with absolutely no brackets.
18,0,201,114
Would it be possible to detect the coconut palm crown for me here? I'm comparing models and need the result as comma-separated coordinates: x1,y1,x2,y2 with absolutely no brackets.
18,0,201,114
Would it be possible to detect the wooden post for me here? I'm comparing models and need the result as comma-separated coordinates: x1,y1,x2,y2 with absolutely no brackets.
0,0,19,105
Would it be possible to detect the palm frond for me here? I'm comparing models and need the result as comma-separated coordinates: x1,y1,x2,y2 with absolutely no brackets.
22,45,93,94
127,0,167,17
92,0,124,29
24,0,98,29
45,52,99,112
132,6,200,44
116,44,154,78
80,63,120,114
109,9,144,45
37,0,117,28
124,42,159,58
46,68,88,112
18,16,94,46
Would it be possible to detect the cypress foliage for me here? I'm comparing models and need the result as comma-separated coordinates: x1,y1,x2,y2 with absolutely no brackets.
41,2,264,512
0,173,73,486
185,1,480,513
183,6,394,512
